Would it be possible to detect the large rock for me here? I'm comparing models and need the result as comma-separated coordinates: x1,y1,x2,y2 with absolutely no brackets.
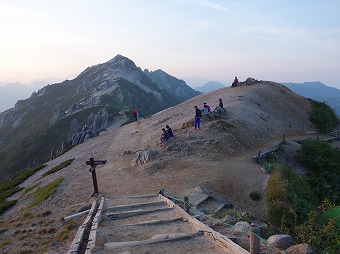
285,243,316,254
233,221,250,235
268,234,294,249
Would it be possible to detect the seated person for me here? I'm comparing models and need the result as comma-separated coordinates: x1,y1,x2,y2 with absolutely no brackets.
203,103,211,112
160,128,169,145
232,76,239,87
202,103,210,115
166,125,174,138
214,98,224,112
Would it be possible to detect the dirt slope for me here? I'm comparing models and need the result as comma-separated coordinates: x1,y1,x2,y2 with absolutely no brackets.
0,81,314,254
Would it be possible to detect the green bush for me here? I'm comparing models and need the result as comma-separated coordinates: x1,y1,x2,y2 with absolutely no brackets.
309,99,339,134
295,140,340,204
249,191,262,201
295,200,340,254
266,165,316,233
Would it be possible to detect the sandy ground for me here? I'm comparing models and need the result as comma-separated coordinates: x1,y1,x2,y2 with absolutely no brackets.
0,81,318,253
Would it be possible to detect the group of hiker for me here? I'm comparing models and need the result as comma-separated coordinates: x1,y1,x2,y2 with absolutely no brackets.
131,77,237,146
194,98,224,129
131,109,143,123
160,125,174,145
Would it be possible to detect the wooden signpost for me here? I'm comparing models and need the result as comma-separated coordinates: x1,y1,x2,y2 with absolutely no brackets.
86,157,107,195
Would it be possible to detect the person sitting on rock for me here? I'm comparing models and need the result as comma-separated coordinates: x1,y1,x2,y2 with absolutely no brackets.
203,103,210,115
160,128,169,145
214,98,224,112
166,125,174,138
232,76,239,87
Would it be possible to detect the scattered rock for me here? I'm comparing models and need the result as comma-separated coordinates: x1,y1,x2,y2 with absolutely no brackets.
135,150,152,165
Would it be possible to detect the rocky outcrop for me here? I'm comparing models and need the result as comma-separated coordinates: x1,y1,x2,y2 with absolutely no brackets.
232,77,260,87
134,149,157,165
50,107,66,125
51,105,114,158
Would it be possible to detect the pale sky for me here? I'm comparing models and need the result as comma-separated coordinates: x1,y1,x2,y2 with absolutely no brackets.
1,0,339,88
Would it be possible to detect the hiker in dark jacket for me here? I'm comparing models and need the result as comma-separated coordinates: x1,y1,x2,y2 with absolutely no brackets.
160,128,169,145
194,105,202,129
166,125,174,138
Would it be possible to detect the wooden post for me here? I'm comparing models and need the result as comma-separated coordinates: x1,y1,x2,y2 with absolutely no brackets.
259,226,267,238
250,225,260,254
183,196,190,213
91,167,99,194
86,158,107,196
282,134,286,144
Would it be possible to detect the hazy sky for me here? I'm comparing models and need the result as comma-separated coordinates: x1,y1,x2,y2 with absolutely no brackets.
1,0,339,88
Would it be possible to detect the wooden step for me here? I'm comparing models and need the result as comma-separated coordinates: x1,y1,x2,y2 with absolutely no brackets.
96,219,194,242
191,194,210,207
104,231,204,249
107,207,174,220
107,200,165,212
214,203,225,214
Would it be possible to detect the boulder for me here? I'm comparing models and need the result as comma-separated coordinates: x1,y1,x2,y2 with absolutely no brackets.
233,221,250,235
268,234,294,249
285,243,316,254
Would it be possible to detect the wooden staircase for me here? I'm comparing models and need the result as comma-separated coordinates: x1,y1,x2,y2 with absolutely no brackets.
68,193,250,254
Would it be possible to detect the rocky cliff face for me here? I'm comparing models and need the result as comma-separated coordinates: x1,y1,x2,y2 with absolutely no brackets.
0,55,199,181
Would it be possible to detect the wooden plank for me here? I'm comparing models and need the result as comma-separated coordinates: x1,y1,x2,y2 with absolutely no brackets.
104,231,204,249
67,199,98,254
85,197,105,254
192,194,209,206
214,203,225,214
106,194,158,200
200,187,231,205
107,200,165,212
99,217,184,230
107,207,174,220
159,194,250,254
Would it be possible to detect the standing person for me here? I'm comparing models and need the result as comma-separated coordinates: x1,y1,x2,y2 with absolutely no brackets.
194,106,202,129
132,108,137,121
166,125,174,137
137,110,142,123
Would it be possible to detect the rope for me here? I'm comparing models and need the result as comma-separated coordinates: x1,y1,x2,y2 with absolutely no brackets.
160,189,286,254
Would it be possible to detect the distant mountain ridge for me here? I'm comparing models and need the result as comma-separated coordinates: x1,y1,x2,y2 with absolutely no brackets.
0,82,42,112
195,81,225,93
282,81,340,115
0,54,199,181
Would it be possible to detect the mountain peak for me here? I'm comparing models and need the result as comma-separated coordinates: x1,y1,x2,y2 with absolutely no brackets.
108,54,127,63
